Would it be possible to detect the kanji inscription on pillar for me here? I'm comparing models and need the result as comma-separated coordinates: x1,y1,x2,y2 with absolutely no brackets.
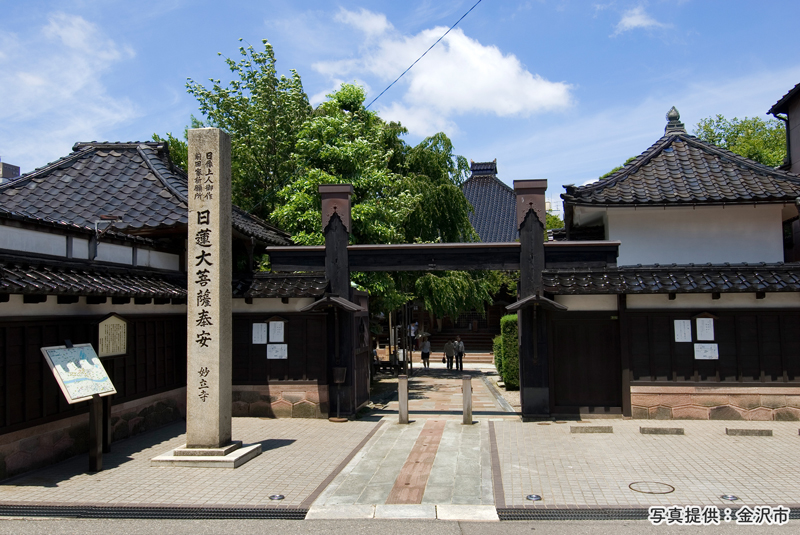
187,128,232,449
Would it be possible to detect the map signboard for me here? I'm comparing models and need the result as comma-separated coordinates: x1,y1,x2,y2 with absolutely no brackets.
40,343,117,404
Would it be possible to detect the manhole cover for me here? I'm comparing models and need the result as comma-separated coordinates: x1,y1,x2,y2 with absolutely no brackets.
629,481,675,494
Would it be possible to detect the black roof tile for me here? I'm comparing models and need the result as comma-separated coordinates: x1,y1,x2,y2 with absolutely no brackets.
233,273,328,299
0,253,186,298
0,142,290,246
461,161,518,242
562,119,800,207
544,264,800,294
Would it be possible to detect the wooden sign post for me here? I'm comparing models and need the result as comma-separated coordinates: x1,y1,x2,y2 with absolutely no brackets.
40,341,116,471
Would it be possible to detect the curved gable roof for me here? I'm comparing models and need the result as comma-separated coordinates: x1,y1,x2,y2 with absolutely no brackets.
562,128,800,207
0,142,290,246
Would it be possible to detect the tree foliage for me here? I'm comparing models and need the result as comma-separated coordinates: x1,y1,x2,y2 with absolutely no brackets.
186,39,312,221
693,115,786,167
271,83,485,315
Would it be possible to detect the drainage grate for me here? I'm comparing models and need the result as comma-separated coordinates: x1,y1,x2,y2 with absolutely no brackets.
0,505,307,520
498,508,650,521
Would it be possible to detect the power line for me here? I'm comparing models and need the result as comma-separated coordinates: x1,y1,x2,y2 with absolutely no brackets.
365,0,484,110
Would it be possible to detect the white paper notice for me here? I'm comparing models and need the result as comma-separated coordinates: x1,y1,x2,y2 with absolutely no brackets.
269,321,285,343
252,323,267,344
696,318,715,341
267,343,288,359
674,320,692,342
694,343,719,360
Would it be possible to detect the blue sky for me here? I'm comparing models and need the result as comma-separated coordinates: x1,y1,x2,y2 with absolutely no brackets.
2,1,799,209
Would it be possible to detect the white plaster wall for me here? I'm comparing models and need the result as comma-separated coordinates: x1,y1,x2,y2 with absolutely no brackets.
627,292,800,310
554,294,618,311
607,205,784,266
232,297,316,313
72,238,89,259
136,248,180,271
0,294,186,317
96,242,133,265
0,226,66,256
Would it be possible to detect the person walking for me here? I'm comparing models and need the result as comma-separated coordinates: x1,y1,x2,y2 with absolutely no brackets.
443,339,455,370
455,335,465,371
421,337,431,368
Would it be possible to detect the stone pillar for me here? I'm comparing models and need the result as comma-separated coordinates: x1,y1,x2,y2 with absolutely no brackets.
398,375,409,424
186,128,233,449
514,180,549,417
320,184,355,416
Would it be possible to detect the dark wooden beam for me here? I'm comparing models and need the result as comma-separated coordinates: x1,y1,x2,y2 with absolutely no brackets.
267,241,620,273
23,294,47,304
57,295,80,304
133,297,151,305
0,293,9,303
86,296,107,305
112,297,131,305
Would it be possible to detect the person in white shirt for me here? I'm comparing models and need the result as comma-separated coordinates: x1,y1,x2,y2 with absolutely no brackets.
455,335,465,371
421,337,431,368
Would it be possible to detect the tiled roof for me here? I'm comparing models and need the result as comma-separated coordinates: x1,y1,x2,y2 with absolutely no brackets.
0,254,186,299
544,264,800,294
562,121,800,207
462,161,517,242
0,142,290,246
768,82,800,115
232,274,328,299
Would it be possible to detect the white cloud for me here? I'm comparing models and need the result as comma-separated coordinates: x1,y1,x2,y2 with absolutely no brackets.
0,12,136,171
312,8,573,136
613,6,667,36
334,8,392,38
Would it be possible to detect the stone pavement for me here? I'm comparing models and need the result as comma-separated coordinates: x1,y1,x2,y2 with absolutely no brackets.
492,419,800,509
374,365,520,420
0,418,381,509
2,367,800,522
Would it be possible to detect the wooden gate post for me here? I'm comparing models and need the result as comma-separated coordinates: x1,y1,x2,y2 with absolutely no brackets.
321,185,355,416
514,180,549,417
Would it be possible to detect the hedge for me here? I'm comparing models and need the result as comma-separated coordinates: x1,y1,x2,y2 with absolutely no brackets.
500,313,519,390
493,335,503,378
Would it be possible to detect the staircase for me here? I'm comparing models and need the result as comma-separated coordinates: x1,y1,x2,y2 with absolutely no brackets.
424,331,497,354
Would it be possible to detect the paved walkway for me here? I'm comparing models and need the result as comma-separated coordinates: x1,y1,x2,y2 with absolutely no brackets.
0,418,381,509
374,365,519,419
492,419,800,509
2,367,800,522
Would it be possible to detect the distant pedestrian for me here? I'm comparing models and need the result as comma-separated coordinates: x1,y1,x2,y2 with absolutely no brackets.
421,337,431,368
443,340,455,370
455,335,465,371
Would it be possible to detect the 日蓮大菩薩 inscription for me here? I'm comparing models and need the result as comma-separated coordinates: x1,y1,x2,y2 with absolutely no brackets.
186,128,233,449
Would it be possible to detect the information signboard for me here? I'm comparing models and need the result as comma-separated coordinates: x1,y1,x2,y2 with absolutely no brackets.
40,344,116,403
267,344,288,359
694,343,719,360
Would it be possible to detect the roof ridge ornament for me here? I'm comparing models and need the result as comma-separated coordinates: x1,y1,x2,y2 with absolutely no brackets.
665,106,685,134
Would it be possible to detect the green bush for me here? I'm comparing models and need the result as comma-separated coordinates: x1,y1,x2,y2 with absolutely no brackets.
500,314,519,390
492,335,503,378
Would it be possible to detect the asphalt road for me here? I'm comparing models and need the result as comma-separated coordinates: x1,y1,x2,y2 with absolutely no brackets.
0,519,796,534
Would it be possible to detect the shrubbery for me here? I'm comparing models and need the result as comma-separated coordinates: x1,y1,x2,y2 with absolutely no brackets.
493,335,503,378
499,314,519,390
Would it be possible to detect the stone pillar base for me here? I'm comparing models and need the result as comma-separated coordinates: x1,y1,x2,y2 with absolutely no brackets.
151,443,261,468
173,440,241,457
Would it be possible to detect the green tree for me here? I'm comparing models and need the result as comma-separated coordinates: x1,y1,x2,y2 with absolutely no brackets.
694,115,786,167
186,39,312,221
272,83,488,315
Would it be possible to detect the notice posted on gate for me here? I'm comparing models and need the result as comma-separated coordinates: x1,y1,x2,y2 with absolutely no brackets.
40,343,117,404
